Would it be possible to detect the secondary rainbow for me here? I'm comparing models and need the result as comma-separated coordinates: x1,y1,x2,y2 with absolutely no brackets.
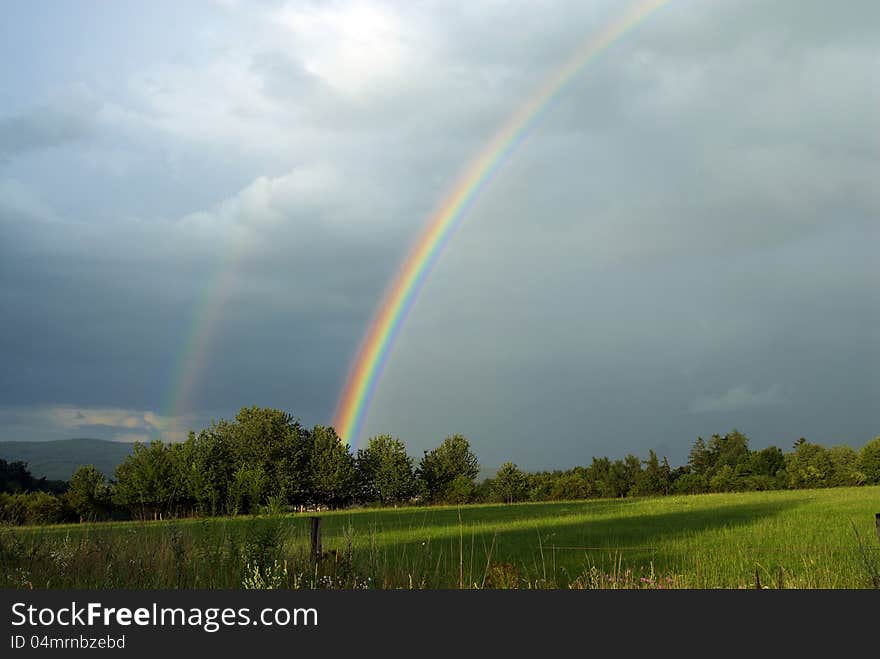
334,0,670,446
161,221,256,440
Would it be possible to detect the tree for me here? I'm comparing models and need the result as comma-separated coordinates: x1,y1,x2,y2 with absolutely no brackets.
446,474,476,504
671,471,709,495
0,459,37,493
180,429,235,516
308,425,357,509
229,463,270,514
586,457,635,499
356,435,417,505
620,455,644,497
786,440,833,489
493,462,528,504
708,430,750,472
113,441,175,519
547,470,592,500
586,457,612,498
22,491,65,525
687,438,711,476
709,465,739,492
417,434,480,503
0,459,65,495
634,450,671,496
735,446,786,490
66,465,111,522
226,407,311,506
745,446,786,478
193,407,312,511
827,445,864,487
858,436,880,484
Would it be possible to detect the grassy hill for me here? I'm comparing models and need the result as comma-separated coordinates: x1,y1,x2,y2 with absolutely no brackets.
9,486,880,588
0,438,135,481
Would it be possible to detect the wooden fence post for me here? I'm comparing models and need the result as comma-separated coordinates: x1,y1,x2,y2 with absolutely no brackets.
310,516,322,564
875,513,879,545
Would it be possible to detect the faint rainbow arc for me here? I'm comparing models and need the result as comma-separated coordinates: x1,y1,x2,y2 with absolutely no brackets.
333,0,670,447
161,222,254,441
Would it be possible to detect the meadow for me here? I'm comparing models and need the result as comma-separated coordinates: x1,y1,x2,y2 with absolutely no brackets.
3,486,879,589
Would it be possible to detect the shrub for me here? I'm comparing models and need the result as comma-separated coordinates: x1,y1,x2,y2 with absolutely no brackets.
671,473,709,495
858,437,880,484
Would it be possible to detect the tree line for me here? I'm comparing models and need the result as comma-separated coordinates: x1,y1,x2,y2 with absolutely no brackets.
1,406,878,525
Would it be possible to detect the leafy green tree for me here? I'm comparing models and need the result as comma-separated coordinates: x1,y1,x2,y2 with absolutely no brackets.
620,455,644,497
634,450,671,496
584,457,635,499
786,440,833,489
687,438,712,476
858,436,880,484
0,459,65,495
708,430,750,472
65,465,111,521
586,458,611,498
446,474,476,504
709,464,740,492
308,426,357,509
22,491,65,525
546,471,591,500
827,445,864,487
671,471,709,494
229,463,270,514
356,435,417,505
226,407,311,505
492,462,529,503
0,459,37,493
744,446,786,478
525,471,555,501
193,407,311,510
179,429,235,516
417,434,480,503
165,440,197,515
113,441,175,519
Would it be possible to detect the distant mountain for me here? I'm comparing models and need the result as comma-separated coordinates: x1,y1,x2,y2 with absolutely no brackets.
0,438,136,482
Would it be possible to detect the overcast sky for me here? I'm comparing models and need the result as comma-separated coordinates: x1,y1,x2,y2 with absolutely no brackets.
1,0,877,469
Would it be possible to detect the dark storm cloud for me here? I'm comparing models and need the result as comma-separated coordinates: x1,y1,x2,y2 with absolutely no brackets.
0,168,402,421
0,1,876,464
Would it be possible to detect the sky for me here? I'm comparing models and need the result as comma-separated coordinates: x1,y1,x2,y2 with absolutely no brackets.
0,0,877,470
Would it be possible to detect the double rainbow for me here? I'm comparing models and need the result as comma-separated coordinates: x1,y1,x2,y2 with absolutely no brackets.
333,0,670,446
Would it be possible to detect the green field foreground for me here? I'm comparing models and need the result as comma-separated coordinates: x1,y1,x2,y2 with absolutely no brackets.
4,486,880,589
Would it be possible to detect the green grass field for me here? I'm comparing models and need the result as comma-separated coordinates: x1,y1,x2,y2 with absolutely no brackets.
4,486,879,588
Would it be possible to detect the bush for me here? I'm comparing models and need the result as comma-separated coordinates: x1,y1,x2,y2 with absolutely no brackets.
858,437,880,485
709,466,742,493
827,446,864,487
787,442,833,489
0,492,67,525
25,492,65,524
671,473,708,495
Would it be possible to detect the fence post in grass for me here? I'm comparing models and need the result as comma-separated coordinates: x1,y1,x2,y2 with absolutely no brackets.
875,513,879,545
310,516,322,565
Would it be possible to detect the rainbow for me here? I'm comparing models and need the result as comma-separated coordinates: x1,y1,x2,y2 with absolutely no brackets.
334,0,670,446
161,222,256,440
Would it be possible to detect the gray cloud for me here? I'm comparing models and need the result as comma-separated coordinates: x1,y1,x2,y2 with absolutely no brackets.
0,87,99,159
690,385,784,414
0,0,877,468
